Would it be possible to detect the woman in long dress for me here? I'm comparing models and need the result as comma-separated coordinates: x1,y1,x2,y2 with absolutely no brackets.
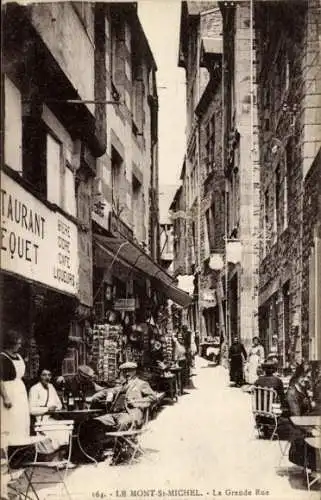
246,336,265,384
0,330,30,440
228,336,248,386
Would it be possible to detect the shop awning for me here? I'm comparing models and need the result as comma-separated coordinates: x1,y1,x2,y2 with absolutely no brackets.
94,234,193,307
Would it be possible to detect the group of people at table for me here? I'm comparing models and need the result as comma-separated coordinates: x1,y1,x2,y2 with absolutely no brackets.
228,336,321,478
1,329,194,466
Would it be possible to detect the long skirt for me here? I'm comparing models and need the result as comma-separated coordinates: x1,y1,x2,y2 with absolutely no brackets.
246,354,260,384
1,378,30,440
229,357,244,385
289,438,318,471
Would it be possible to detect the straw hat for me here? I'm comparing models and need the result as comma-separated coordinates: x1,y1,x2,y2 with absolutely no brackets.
119,361,137,371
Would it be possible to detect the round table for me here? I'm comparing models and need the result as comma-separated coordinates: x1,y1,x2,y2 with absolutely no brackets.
49,408,104,464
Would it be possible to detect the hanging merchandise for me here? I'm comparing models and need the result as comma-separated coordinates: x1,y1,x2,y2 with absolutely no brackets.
92,323,123,382
25,338,40,379
125,323,145,366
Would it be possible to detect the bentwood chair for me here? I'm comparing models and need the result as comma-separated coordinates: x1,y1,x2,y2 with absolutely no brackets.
251,386,280,440
1,432,28,500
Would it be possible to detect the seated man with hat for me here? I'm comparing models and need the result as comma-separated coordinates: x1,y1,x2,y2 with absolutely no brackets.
56,365,105,401
94,361,157,429
78,361,157,461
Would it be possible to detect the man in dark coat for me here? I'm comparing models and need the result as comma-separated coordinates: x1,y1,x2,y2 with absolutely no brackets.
228,336,247,387
254,360,286,407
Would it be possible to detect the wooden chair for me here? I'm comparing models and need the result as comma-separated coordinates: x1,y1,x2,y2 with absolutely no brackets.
251,386,280,440
22,420,75,500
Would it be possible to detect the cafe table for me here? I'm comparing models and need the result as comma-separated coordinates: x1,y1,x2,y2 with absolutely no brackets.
49,408,104,465
291,416,321,430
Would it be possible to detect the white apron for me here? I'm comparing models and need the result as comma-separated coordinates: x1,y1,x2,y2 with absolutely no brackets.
246,345,265,384
1,353,30,439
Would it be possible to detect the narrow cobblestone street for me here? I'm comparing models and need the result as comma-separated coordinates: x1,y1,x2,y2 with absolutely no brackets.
32,357,318,500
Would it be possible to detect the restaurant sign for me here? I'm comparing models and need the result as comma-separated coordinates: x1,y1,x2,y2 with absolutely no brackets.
1,172,78,296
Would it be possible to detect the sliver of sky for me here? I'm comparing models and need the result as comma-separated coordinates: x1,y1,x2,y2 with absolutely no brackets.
138,0,186,186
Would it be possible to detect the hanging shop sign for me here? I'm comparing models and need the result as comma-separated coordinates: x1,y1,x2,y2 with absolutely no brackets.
226,240,242,264
92,194,112,232
113,298,136,311
200,289,217,309
1,172,78,296
209,253,224,270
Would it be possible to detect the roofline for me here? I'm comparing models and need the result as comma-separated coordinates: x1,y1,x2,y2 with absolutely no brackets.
111,3,157,71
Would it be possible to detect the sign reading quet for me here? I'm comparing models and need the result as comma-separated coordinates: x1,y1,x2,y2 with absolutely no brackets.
1,172,78,296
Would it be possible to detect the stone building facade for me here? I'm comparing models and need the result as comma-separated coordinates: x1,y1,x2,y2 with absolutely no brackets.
177,1,224,338
2,2,106,376
195,44,225,338
219,1,261,349
255,0,321,366
89,3,177,329
302,148,321,361
93,3,158,257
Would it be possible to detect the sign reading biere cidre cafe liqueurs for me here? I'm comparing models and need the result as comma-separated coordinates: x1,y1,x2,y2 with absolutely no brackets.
0,172,78,296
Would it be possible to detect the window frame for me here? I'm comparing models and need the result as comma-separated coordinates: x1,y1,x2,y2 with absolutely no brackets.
205,203,216,252
46,131,63,207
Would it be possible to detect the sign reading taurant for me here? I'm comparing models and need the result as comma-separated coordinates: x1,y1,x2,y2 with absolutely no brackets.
0,172,78,296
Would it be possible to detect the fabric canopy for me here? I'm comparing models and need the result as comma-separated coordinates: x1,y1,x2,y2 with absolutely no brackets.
94,234,193,307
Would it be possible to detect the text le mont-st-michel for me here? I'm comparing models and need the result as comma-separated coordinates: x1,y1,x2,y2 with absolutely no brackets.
109,488,270,498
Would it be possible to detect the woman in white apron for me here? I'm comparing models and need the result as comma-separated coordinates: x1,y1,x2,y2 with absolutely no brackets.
245,336,265,384
0,331,30,439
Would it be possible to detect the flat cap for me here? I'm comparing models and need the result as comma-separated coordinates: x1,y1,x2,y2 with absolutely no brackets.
78,365,95,379
119,361,138,370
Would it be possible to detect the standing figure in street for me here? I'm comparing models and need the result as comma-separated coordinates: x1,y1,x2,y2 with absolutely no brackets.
246,337,265,384
228,336,247,387
173,335,189,387
0,331,30,440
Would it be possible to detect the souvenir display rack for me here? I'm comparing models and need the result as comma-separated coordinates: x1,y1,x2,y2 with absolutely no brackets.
92,324,122,382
